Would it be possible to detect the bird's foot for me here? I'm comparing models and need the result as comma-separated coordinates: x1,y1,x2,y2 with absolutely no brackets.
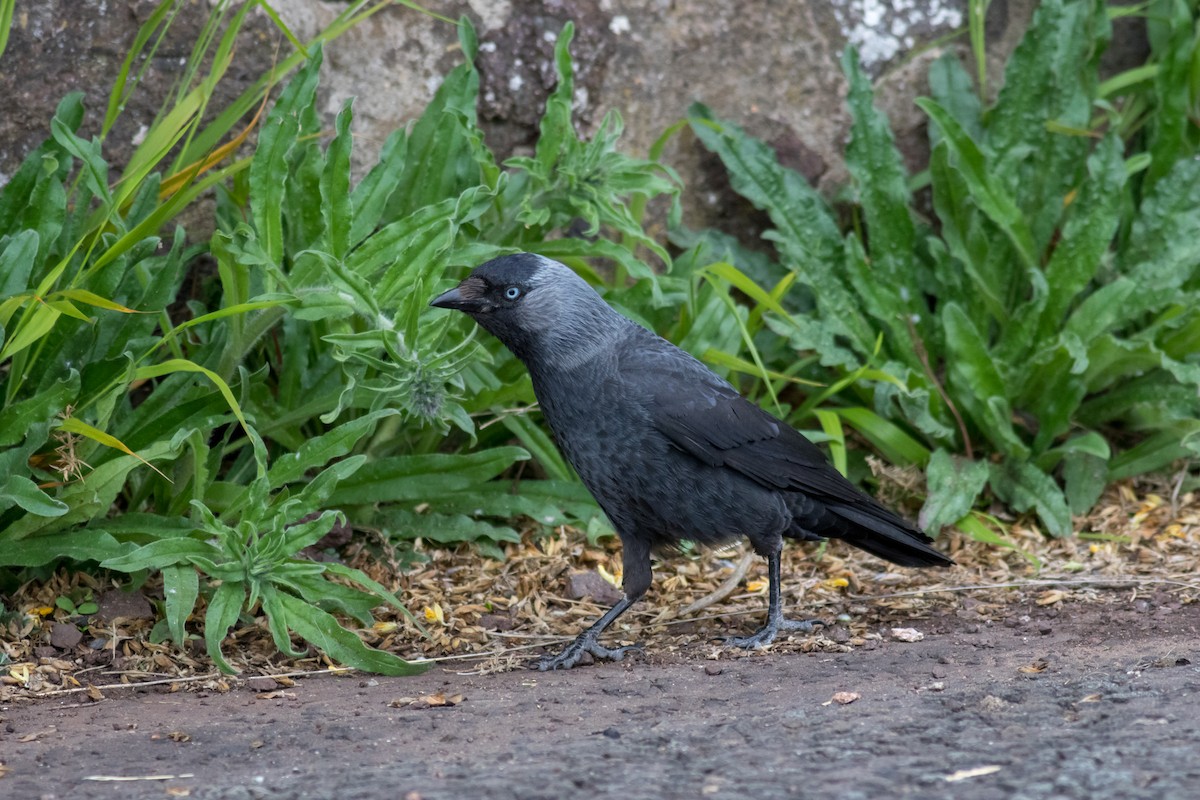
533,633,643,671
726,617,823,649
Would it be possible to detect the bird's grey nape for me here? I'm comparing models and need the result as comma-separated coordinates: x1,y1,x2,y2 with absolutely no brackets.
516,258,635,371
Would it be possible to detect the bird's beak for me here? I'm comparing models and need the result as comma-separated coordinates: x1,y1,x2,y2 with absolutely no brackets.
430,286,468,310
430,276,488,313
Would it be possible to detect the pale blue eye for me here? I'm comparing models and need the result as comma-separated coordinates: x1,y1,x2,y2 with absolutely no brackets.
505,286,521,300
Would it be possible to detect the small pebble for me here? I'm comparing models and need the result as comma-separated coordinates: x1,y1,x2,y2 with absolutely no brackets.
50,622,82,650
704,664,723,676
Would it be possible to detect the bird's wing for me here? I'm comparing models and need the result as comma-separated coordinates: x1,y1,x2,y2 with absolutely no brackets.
629,337,867,505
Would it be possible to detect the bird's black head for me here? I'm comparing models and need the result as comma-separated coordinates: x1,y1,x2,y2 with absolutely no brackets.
430,253,629,367
429,253,543,317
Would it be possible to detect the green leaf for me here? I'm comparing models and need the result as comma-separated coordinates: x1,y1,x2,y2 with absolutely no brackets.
0,474,68,517
687,103,876,359
349,128,407,248
0,229,37,298
1117,158,1200,322
957,511,1041,567
1062,449,1109,515
250,43,324,266
2,440,180,541
1063,279,1136,345
1144,0,1194,188
835,407,931,467
383,20,480,219
0,370,77,447
919,449,990,533
431,479,603,530
813,409,847,478
1108,421,1200,481
279,510,340,554
1031,133,1125,344
204,580,245,674
50,116,112,206
346,195,460,280
259,584,309,658
941,302,1028,457
989,458,1073,538
917,97,1037,269
533,22,576,176
0,529,134,567
321,96,354,260
326,447,529,506
0,301,61,362
391,510,521,548
928,51,983,143
162,564,200,646
842,47,922,326
987,0,1107,249
0,0,15,69
321,561,415,621
134,358,250,433
101,538,219,572
267,409,398,488
275,590,427,675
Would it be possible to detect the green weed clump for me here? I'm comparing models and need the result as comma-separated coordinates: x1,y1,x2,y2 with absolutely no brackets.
4,0,1196,674
0,7,676,673
687,0,1200,541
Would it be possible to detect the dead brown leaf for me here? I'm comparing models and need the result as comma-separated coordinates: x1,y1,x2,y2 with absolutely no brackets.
1018,658,1050,674
890,627,925,642
388,692,466,709
1036,589,1067,606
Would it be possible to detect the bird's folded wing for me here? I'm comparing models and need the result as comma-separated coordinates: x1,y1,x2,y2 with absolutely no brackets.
642,361,868,506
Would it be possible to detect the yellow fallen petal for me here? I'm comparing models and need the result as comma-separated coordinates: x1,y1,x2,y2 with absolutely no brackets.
822,577,849,590
746,579,768,593
597,564,621,588
423,603,445,624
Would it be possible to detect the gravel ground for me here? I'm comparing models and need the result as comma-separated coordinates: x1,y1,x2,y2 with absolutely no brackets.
4,596,1199,800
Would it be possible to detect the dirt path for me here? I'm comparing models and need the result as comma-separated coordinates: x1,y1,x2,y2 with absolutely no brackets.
3,597,1199,800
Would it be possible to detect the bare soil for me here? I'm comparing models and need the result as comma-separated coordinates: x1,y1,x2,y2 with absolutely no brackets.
4,596,1199,800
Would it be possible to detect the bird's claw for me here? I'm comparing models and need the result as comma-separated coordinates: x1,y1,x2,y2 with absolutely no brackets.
534,635,643,671
725,617,823,649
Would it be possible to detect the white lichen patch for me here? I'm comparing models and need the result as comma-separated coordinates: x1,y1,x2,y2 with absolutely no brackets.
609,15,631,35
465,0,512,32
832,0,964,70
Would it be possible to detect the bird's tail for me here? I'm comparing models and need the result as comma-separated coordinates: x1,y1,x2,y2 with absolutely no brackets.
820,502,954,568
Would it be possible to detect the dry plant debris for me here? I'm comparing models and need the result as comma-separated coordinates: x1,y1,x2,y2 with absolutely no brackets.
2,481,1198,701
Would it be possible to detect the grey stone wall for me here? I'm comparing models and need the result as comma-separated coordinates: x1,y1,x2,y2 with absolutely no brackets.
0,1,1146,234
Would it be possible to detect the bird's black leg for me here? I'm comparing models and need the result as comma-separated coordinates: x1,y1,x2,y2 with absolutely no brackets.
726,546,822,649
534,594,644,671
535,534,651,671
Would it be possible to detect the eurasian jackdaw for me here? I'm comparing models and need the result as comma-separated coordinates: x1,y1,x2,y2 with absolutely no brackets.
432,253,953,670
